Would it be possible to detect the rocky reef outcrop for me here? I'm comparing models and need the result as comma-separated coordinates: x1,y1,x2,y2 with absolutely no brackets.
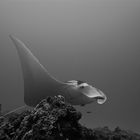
0,95,139,140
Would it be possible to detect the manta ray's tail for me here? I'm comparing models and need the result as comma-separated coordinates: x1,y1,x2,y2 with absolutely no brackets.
0,105,27,118
9,35,65,107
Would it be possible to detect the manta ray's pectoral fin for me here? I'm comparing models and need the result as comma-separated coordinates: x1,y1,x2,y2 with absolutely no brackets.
9,35,66,107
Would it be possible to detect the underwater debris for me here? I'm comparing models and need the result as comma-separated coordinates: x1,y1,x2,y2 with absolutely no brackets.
0,95,139,140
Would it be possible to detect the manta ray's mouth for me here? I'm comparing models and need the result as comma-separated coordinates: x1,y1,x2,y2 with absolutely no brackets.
82,87,107,104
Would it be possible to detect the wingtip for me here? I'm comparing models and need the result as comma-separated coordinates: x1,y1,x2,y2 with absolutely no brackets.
9,35,27,51
9,34,15,41
9,34,18,45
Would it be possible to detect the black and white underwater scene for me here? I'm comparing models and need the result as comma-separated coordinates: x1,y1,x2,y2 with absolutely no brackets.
0,0,140,139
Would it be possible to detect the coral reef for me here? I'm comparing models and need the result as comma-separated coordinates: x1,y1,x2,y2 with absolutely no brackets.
0,95,140,140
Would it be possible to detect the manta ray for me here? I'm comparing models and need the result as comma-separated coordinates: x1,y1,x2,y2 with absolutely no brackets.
9,35,107,108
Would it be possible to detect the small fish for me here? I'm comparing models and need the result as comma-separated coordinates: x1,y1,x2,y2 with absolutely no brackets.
86,111,92,114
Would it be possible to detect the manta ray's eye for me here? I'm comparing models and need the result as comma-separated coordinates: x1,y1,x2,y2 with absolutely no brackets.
80,85,85,89
79,83,88,89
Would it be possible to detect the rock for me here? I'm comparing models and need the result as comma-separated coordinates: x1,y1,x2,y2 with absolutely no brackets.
0,95,140,140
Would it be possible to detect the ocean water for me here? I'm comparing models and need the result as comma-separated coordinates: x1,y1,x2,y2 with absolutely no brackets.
0,0,140,133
